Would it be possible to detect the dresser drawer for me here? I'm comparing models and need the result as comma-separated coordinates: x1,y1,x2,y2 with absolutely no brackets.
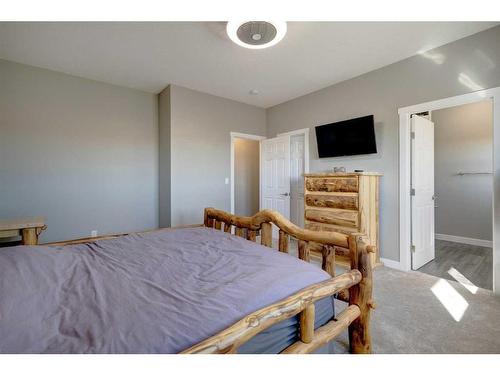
305,177,358,193
305,221,358,235
305,208,359,228
305,193,358,210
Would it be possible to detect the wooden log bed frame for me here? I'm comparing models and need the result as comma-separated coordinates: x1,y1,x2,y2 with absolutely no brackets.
45,207,374,354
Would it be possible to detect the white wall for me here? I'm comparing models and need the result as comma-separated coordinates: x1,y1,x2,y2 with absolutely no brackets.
168,85,266,226
266,26,500,261
234,138,260,217
433,100,493,241
0,59,159,243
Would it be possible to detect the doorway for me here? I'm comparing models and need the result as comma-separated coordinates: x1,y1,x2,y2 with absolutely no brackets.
230,132,266,215
230,129,309,229
398,87,500,293
411,102,493,290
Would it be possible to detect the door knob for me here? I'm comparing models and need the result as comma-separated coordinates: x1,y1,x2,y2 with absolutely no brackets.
280,192,290,197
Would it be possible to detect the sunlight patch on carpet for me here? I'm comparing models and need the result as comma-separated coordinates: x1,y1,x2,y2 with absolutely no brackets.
431,279,469,322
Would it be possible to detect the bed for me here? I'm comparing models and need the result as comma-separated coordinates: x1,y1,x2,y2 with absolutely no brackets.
0,208,374,354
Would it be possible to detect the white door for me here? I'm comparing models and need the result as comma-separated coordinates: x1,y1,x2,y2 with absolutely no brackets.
290,134,305,227
260,135,291,220
411,115,435,270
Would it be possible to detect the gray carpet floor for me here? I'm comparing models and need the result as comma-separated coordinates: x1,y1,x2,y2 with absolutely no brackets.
273,239,500,353
330,266,500,353
418,240,492,290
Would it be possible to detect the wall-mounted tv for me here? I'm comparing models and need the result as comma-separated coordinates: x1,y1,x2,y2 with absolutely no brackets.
315,115,377,158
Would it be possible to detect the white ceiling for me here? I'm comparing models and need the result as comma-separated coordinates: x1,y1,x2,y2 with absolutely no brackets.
0,22,497,108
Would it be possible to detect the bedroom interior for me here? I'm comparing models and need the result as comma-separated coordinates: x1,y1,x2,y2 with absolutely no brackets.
1,2,500,371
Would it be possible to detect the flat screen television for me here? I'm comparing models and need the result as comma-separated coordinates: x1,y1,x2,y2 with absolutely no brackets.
315,115,377,158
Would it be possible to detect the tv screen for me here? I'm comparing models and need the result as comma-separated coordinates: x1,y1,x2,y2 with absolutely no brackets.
315,115,377,158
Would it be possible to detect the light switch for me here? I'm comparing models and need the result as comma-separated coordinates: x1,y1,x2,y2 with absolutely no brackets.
225,177,230,185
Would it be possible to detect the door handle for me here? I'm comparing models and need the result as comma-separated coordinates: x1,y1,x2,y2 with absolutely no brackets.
280,192,290,197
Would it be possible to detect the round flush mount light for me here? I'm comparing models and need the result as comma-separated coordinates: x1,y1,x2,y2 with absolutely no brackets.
226,21,287,49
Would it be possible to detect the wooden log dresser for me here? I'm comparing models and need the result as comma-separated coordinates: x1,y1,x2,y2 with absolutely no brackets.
303,172,382,268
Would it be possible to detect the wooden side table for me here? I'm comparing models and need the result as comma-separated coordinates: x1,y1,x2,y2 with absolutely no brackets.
0,217,47,245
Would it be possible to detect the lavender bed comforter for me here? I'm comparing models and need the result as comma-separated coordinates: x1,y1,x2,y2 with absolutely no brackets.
0,227,333,353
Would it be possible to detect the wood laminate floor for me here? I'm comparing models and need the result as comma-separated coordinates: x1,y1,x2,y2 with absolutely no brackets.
417,239,492,290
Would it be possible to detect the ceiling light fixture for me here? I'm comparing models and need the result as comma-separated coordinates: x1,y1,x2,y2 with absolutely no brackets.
226,21,287,49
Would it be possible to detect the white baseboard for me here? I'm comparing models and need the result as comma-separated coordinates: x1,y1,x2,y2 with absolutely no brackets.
435,233,492,248
380,257,404,271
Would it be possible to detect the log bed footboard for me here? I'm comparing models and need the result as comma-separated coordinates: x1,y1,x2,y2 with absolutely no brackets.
182,208,374,354
182,272,362,354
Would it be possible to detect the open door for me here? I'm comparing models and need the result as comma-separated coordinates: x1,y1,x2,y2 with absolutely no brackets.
260,135,291,221
411,115,435,270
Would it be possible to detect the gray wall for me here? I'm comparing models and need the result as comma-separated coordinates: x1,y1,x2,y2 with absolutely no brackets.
267,26,500,261
168,85,266,226
158,86,171,227
433,100,493,241
0,59,159,243
234,138,260,216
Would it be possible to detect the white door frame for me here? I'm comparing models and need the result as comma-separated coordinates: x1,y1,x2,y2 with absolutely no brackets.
277,128,310,174
230,132,266,215
398,87,500,294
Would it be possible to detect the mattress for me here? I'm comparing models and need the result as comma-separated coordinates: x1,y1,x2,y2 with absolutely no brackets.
239,296,334,353
0,227,334,353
